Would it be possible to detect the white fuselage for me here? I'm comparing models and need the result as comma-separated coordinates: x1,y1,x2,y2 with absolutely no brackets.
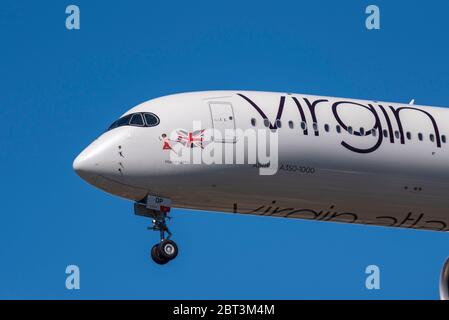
73,91,449,232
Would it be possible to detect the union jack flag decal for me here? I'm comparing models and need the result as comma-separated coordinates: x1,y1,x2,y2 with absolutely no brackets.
176,129,205,149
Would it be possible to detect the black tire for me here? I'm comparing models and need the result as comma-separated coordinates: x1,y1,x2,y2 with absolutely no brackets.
158,239,179,260
151,244,169,265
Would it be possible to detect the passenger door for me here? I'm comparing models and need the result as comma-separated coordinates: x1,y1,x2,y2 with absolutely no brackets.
209,102,236,143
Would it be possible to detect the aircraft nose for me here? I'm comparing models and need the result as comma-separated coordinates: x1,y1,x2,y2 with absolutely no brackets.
73,143,102,185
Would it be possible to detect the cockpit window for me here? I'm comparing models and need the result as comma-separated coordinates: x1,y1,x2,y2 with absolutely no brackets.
116,114,132,127
144,113,160,126
107,112,160,132
130,113,144,126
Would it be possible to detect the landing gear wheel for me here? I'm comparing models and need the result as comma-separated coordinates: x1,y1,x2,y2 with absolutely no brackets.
151,244,169,265
158,239,178,260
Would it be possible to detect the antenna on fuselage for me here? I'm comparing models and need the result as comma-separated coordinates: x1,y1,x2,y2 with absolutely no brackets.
409,99,415,105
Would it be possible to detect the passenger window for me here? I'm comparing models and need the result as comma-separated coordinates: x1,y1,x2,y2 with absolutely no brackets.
275,119,282,128
130,113,144,126
312,123,318,131
144,113,160,127
371,129,377,137
418,133,423,141
383,130,388,138
394,131,400,139
288,121,294,129
336,125,341,133
442,135,447,143
406,132,412,140
263,119,270,128
348,126,353,135
430,134,435,142
324,124,330,132
359,127,365,136
300,121,307,130
251,118,256,126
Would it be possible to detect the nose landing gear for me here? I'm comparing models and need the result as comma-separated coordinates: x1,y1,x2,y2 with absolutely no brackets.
134,196,179,265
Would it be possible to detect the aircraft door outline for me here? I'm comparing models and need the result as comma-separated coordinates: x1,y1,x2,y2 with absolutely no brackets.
208,102,237,143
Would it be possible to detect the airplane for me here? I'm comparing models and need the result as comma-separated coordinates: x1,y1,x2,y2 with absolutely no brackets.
73,90,449,299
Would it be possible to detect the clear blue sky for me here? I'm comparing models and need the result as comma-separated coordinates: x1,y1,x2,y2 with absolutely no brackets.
1,0,449,299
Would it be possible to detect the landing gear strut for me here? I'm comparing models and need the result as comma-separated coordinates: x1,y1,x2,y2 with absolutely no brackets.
149,211,178,264
134,196,179,265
